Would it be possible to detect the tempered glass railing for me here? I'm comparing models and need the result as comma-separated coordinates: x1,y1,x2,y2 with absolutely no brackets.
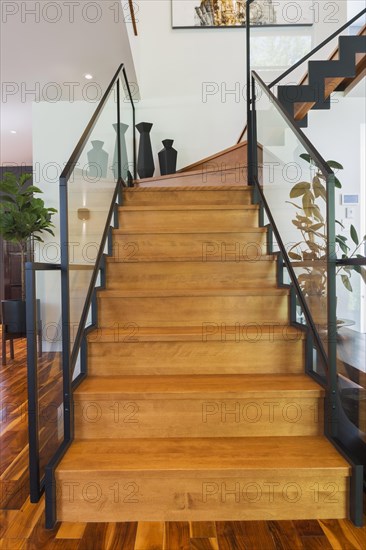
300,70,366,436
251,70,364,523
26,65,136,523
252,71,335,371
26,264,63,499
62,66,136,374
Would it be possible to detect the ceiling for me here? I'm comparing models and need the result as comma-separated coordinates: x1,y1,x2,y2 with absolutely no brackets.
0,1,137,165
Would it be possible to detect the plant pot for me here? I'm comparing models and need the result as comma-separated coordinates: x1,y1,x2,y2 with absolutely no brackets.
1,299,42,365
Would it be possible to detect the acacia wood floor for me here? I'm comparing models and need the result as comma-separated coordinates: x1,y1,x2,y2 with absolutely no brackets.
1,337,366,549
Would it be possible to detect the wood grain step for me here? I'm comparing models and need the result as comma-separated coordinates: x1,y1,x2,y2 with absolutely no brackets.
123,187,252,206
87,324,305,342
178,142,247,173
73,374,324,439
105,259,277,291
118,205,259,233
110,230,267,262
55,436,350,522
87,325,305,376
96,290,290,327
87,340,305,376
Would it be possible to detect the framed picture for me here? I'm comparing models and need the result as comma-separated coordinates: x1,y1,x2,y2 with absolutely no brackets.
172,1,314,29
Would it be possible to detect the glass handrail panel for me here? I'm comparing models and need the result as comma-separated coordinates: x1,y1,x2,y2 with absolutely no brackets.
301,76,366,264
337,266,366,435
253,72,333,359
35,269,64,479
66,81,119,357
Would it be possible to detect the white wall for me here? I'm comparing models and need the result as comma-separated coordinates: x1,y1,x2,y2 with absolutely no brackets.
127,0,347,170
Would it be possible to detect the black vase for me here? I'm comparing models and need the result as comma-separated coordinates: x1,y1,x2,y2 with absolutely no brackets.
158,139,177,176
136,122,154,179
112,123,129,182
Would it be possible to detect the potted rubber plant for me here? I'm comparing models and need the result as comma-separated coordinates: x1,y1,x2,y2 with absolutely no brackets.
287,155,366,324
0,172,57,361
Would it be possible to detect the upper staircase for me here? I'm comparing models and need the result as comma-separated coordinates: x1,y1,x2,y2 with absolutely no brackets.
55,145,350,523
277,25,366,127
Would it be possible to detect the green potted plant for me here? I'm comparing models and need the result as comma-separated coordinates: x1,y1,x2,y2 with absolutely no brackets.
0,172,57,300
286,155,366,324
0,172,57,363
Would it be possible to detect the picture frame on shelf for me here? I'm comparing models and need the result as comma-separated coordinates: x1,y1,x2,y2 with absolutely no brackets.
171,0,314,29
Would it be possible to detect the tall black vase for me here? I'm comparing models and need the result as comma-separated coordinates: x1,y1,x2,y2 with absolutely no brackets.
112,123,129,181
158,139,177,176
136,122,154,179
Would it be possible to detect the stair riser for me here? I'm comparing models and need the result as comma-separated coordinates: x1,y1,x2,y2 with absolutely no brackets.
118,210,258,232
88,340,305,376
97,295,289,326
111,232,267,262
136,169,248,188
74,397,323,438
123,189,252,206
105,261,277,291
56,473,348,522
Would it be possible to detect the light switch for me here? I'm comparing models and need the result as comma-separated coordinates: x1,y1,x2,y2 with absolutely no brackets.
346,208,354,219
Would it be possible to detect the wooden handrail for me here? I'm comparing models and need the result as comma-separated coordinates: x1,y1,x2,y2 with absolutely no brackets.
128,0,138,36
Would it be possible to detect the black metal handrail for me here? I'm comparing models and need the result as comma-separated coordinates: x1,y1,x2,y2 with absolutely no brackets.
269,8,366,89
60,64,136,182
246,0,255,180
336,257,366,266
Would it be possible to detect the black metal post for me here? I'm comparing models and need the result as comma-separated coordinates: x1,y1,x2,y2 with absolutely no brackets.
133,104,137,181
326,172,338,437
251,75,260,204
122,66,137,180
246,0,253,185
59,178,73,444
116,79,122,182
25,262,41,502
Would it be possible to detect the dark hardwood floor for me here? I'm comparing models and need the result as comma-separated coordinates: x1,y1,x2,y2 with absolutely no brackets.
1,336,366,549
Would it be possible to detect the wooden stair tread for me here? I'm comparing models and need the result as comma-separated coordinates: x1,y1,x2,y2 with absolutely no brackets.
74,374,324,399
107,255,276,264
86,324,305,342
57,436,350,473
98,288,290,298
119,205,258,211
112,228,267,235
126,185,249,192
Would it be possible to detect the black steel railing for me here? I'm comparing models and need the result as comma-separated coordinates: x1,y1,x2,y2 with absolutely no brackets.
248,69,364,525
26,63,136,528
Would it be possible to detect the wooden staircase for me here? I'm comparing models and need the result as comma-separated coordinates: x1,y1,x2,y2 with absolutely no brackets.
278,26,366,127
55,145,350,523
